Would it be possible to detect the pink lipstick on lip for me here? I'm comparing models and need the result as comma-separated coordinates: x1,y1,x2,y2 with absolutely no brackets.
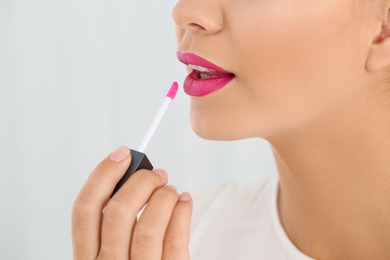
176,52,235,97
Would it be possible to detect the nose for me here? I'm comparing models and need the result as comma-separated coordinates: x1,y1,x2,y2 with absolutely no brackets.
172,0,223,35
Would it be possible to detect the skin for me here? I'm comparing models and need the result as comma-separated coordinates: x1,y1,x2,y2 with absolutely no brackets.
172,0,390,259
72,147,192,259
72,0,390,259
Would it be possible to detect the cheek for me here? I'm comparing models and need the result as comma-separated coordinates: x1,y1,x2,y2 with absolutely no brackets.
188,1,369,140
229,2,364,129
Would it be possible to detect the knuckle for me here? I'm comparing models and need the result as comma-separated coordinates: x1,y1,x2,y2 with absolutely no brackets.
103,200,131,221
162,188,179,199
133,225,160,246
132,169,163,186
72,197,93,219
71,200,83,218
165,237,188,251
151,187,179,203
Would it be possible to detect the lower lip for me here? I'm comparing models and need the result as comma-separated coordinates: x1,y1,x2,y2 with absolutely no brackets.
183,71,235,97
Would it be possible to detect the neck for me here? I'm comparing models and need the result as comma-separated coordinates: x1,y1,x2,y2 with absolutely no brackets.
268,101,390,259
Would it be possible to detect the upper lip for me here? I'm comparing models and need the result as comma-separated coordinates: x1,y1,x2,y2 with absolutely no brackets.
176,52,234,75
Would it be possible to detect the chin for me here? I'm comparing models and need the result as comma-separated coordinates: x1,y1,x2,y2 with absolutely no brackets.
191,126,228,141
188,97,276,140
190,117,255,141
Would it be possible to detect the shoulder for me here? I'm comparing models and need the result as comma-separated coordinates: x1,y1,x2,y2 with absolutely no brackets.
190,174,277,226
189,175,280,259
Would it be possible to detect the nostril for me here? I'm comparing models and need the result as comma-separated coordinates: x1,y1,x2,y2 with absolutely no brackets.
188,23,207,31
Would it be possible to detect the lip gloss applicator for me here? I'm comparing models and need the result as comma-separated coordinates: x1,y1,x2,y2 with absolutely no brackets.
111,82,179,196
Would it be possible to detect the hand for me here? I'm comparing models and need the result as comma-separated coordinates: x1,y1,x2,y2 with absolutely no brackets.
72,146,193,260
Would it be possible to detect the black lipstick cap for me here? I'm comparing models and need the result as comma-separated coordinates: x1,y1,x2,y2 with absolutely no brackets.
111,149,153,197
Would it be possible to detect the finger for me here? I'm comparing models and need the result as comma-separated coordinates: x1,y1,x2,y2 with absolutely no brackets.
162,192,193,260
72,146,132,260
130,185,180,260
98,169,168,259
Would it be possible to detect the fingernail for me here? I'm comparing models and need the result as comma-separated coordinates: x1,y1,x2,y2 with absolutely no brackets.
109,146,130,162
153,169,168,178
165,185,177,192
179,192,192,202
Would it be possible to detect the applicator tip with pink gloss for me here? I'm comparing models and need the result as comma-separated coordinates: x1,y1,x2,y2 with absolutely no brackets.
166,81,179,99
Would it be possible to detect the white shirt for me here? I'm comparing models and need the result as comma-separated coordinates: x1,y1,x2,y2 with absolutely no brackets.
189,175,315,260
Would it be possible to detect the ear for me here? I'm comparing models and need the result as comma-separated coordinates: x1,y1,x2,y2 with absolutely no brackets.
366,8,390,72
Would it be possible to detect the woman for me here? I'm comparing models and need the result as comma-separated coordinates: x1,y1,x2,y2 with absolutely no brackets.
72,0,390,259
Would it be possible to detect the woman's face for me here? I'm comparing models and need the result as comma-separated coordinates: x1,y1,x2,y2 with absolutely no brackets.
173,0,382,140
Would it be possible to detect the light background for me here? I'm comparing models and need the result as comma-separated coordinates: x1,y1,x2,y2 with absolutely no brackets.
0,0,277,259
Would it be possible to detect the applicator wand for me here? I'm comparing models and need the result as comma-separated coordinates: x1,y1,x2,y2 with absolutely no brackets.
111,82,179,196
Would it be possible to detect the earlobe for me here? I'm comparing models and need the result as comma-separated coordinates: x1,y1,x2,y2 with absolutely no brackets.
366,9,390,72
366,33,390,72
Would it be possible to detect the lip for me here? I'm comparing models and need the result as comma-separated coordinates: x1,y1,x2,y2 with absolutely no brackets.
176,52,235,97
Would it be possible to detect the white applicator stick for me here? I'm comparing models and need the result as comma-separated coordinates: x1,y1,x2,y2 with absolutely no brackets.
138,82,179,152
111,82,179,196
